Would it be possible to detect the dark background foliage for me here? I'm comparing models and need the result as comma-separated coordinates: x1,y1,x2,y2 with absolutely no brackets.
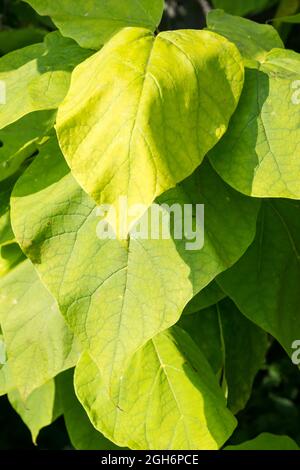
0,0,300,449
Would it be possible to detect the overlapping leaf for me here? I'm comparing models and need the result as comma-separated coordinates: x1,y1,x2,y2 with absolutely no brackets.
179,299,268,413
218,200,300,358
56,27,244,228
211,0,276,16
0,110,56,181
57,370,121,450
207,13,300,200
8,379,56,444
207,10,284,63
0,31,91,129
225,433,299,450
183,281,226,315
11,138,258,388
0,260,80,398
24,0,164,49
75,327,236,450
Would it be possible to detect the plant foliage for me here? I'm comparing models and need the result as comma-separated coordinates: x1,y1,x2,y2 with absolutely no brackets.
0,0,300,450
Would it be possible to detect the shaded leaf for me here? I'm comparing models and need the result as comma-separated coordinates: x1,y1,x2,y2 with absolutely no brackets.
207,10,284,63
0,31,91,129
209,48,300,199
225,432,299,450
24,0,164,49
218,200,300,358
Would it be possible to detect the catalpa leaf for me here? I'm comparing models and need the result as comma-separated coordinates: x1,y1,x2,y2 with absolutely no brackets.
11,138,258,388
207,10,284,63
218,200,300,359
157,161,260,296
11,138,193,387
75,327,236,450
0,27,46,55
183,281,226,315
0,110,56,182
225,433,299,450
0,31,91,129
209,48,300,199
56,27,244,229
0,175,17,247
8,379,56,444
57,370,121,450
275,13,300,23
0,260,80,398
0,244,25,278
0,334,13,396
211,0,277,16
179,299,268,414
24,0,164,50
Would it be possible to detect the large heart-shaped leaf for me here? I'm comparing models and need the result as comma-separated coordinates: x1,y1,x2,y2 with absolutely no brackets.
24,0,164,49
11,138,258,387
56,27,244,229
75,327,236,450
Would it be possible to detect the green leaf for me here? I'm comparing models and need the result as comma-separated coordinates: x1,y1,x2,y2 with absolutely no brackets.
11,138,259,388
0,335,13,396
11,138,193,387
8,379,56,444
0,110,56,182
157,162,260,297
218,200,300,358
57,370,121,450
24,0,164,49
211,0,277,16
75,327,236,450
274,13,300,22
0,362,13,396
225,433,299,450
0,31,91,129
0,244,25,278
0,260,80,398
179,306,223,375
207,10,284,63
0,27,46,55
0,175,17,247
179,299,268,413
183,282,226,315
209,48,300,199
56,27,244,227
